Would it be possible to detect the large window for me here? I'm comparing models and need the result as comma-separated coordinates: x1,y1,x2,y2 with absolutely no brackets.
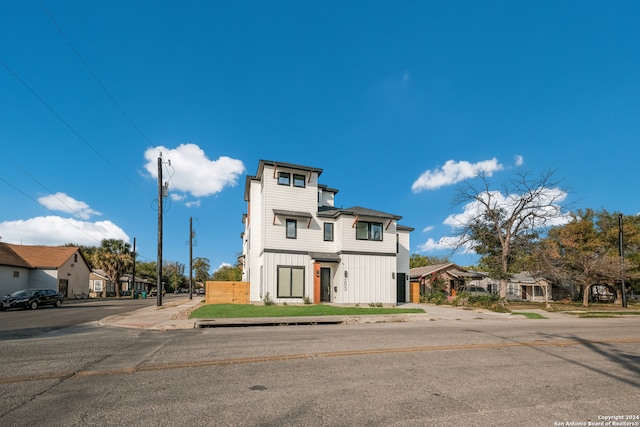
324,222,334,241
356,221,383,241
277,266,305,298
286,219,297,239
293,174,306,188
278,172,290,186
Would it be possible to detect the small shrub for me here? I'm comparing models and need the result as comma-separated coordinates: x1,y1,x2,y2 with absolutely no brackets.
262,292,275,306
368,302,383,307
303,296,311,305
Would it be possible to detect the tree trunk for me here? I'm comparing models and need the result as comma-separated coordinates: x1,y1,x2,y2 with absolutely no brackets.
582,284,591,307
499,278,508,299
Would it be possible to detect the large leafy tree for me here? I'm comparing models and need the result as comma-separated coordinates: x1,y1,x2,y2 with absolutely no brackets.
536,209,639,306
409,254,450,268
136,261,157,284
192,257,211,284
212,264,242,281
453,169,569,299
93,239,133,298
164,262,186,292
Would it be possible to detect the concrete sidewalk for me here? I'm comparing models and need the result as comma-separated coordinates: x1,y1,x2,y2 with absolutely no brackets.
98,298,527,331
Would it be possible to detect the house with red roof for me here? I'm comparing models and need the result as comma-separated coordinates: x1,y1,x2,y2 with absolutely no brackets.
0,242,90,298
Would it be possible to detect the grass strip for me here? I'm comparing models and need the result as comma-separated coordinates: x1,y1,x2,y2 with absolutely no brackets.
511,312,547,319
191,304,425,319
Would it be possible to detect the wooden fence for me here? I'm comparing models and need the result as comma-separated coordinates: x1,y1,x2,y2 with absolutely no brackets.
205,281,250,304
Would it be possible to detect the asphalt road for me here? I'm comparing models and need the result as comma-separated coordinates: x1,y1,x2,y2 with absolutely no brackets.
0,312,639,426
0,296,162,339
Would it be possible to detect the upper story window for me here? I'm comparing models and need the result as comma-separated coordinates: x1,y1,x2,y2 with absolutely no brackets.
324,223,334,241
13,271,20,278
278,172,291,185
286,219,297,239
293,174,306,188
356,221,383,241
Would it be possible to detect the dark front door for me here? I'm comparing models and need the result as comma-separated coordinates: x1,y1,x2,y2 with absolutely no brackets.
396,273,406,303
320,268,331,302
59,279,68,298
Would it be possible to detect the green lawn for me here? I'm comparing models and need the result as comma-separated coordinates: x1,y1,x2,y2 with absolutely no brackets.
569,311,640,318
190,304,425,319
511,312,548,319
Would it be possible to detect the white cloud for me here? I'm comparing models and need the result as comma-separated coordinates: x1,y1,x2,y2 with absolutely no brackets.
411,158,503,193
215,262,232,272
144,143,245,199
185,200,201,208
0,216,129,246
38,193,100,220
422,225,434,233
416,235,463,253
514,155,524,166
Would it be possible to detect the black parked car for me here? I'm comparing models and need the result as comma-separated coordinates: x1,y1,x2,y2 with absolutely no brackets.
1,289,63,310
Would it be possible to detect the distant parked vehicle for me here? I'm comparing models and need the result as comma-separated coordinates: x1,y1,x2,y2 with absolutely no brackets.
196,288,205,296
120,290,131,297
148,288,166,297
1,289,63,310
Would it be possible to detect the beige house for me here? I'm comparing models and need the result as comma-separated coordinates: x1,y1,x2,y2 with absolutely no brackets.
410,263,486,295
0,242,90,298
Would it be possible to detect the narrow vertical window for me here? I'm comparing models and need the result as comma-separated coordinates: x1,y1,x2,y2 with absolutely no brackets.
278,172,291,185
324,223,334,241
286,219,297,239
293,174,306,188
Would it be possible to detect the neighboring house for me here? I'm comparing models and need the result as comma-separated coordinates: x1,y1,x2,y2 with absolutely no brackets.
90,269,152,297
506,272,552,302
0,242,90,298
410,263,487,295
241,160,413,305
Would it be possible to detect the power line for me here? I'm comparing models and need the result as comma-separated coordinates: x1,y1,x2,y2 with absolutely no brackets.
0,148,117,241
0,59,144,192
0,174,102,245
38,0,157,147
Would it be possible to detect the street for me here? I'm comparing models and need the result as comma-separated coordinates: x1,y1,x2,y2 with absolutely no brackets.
0,296,162,339
0,311,638,426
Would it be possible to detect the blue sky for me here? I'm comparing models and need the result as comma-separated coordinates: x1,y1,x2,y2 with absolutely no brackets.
1,1,639,273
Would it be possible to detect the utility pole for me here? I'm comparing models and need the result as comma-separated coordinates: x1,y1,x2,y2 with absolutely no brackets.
189,216,193,300
619,214,627,308
132,237,136,295
157,155,164,307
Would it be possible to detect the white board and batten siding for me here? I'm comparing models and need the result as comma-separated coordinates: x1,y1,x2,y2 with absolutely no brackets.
262,252,312,304
336,254,396,304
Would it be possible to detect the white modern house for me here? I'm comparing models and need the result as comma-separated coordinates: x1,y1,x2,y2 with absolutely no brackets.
240,160,413,305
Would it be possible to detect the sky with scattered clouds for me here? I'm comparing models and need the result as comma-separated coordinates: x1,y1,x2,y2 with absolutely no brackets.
1,1,639,272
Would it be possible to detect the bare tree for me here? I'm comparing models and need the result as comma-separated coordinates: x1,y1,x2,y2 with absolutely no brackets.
452,169,569,300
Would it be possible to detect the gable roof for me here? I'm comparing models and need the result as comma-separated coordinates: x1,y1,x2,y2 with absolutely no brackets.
0,243,32,268
1,243,82,269
317,206,402,220
410,263,485,280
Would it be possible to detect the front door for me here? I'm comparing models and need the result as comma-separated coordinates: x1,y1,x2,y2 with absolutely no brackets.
396,273,406,303
59,279,68,298
320,268,331,302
